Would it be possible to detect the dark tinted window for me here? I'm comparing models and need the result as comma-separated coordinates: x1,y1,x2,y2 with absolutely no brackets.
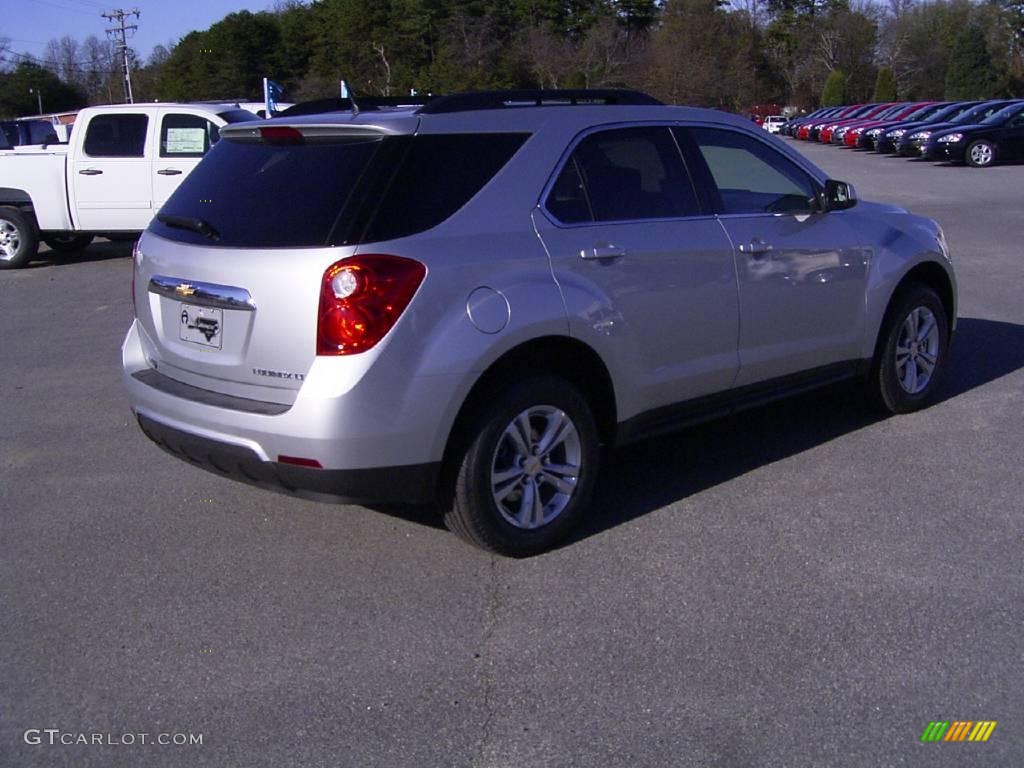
359,133,528,243
547,126,699,223
689,127,817,215
0,122,15,148
217,109,261,124
84,114,148,157
151,137,380,247
26,121,58,144
160,113,220,158
152,132,528,248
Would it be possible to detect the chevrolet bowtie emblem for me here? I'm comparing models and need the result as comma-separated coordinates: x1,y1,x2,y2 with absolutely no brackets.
175,283,197,297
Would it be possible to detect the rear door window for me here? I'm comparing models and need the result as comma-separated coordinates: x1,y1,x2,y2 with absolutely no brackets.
83,114,149,157
545,126,701,224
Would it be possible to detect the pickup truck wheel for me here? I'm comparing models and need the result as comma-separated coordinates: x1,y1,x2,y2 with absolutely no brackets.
43,234,94,253
443,375,599,557
0,206,38,270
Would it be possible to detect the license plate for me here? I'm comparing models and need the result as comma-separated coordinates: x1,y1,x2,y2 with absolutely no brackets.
179,303,223,349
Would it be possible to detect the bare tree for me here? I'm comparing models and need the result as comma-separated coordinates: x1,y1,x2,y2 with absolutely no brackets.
0,36,12,70
524,28,575,89
43,36,81,83
372,42,392,96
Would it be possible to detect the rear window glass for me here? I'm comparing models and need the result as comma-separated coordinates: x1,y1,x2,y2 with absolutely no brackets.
151,132,529,248
151,138,380,248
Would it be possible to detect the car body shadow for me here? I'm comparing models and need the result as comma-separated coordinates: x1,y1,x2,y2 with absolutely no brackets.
568,316,1024,546
369,317,1024,545
27,238,136,269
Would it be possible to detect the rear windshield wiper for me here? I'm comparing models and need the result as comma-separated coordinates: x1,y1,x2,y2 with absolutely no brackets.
156,214,221,241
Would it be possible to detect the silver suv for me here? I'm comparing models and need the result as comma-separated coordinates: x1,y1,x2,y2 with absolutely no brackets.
122,90,956,556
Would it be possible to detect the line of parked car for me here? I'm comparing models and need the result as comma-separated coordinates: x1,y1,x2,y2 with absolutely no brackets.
780,99,1024,167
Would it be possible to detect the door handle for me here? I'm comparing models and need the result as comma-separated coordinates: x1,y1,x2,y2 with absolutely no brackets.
156,169,183,176
738,239,774,257
78,168,103,176
580,243,627,261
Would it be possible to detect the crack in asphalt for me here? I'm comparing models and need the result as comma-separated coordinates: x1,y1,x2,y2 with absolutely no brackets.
473,555,501,767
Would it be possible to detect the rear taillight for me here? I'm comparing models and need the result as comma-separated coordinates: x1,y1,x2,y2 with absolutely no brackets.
316,255,426,356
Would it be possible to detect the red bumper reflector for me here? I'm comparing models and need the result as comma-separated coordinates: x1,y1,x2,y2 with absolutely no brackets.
278,455,323,468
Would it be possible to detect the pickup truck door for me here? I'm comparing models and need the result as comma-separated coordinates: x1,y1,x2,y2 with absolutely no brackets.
152,109,223,212
71,111,154,230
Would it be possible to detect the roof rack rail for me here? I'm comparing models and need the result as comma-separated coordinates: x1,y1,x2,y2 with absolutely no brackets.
278,95,436,117
417,89,663,115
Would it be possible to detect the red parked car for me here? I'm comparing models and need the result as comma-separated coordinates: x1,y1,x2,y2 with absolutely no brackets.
841,103,938,147
819,103,902,144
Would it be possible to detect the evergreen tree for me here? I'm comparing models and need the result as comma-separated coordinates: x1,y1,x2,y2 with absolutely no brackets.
820,68,846,105
0,61,86,117
945,23,998,99
872,67,896,101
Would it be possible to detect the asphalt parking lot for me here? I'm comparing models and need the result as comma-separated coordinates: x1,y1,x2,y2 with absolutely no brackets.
2,143,1021,767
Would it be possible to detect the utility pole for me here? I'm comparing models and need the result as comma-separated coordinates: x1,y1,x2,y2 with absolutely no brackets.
102,8,140,104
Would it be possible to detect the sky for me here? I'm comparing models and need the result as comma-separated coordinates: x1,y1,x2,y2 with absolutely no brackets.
2,0,278,62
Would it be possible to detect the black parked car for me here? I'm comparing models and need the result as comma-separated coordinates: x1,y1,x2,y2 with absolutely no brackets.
865,101,973,152
923,102,1024,166
892,100,1021,157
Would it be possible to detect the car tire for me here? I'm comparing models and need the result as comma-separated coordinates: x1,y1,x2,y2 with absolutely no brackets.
43,233,94,253
443,375,600,557
0,206,39,270
965,139,996,168
868,285,950,414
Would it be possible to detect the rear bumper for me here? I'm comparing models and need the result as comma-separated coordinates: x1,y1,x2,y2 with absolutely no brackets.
136,412,439,504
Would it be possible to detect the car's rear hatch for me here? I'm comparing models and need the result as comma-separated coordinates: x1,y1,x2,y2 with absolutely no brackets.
131,115,419,405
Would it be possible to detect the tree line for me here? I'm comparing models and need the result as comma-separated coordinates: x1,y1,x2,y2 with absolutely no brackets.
1,0,1023,119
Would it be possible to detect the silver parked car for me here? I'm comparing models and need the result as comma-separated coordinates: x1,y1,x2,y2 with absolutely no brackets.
122,90,956,556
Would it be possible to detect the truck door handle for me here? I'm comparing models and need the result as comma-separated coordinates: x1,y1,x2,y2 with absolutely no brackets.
580,243,627,261
156,169,183,176
738,239,773,257
78,169,103,176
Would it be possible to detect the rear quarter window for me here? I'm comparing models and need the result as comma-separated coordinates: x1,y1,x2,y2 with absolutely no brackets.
357,133,528,243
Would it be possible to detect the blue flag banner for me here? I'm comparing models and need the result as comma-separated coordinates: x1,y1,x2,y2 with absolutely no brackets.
263,78,284,117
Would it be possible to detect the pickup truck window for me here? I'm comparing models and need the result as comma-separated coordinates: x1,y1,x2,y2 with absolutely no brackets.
84,114,149,158
161,114,219,158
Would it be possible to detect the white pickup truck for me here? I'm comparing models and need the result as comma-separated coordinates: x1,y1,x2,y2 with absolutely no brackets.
0,103,258,269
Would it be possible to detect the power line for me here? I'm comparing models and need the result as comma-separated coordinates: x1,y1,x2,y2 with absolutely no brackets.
0,50,117,73
102,7,139,103
24,0,99,17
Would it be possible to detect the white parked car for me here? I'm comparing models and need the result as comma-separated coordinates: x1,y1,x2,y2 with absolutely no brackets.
763,115,787,134
0,103,258,268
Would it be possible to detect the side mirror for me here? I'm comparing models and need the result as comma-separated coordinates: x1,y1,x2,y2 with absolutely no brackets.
818,179,857,212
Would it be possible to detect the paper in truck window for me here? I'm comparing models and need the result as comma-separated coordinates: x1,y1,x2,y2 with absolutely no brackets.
165,127,206,154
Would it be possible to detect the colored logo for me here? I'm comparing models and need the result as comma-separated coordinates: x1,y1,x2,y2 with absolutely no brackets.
921,721,997,742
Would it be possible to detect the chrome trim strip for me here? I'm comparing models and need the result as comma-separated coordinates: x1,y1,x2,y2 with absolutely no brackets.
149,274,256,311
